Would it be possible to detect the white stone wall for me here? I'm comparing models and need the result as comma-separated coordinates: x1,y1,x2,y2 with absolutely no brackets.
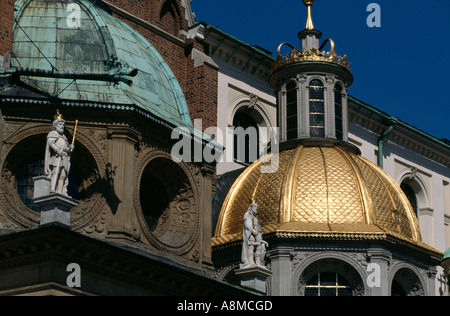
215,68,277,176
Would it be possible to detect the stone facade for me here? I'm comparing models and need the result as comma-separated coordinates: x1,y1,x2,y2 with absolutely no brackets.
0,0,448,296
214,238,439,296
0,0,13,70
0,0,227,295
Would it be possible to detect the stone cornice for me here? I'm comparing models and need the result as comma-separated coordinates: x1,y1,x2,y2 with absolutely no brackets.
201,24,274,82
348,97,450,169
0,224,252,295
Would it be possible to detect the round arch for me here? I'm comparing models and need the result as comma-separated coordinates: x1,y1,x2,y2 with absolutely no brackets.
0,126,105,230
160,0,182,36
228,95,274,164
291,252,367,296
398,170,430,211
228,95,274,130
389,263,427,296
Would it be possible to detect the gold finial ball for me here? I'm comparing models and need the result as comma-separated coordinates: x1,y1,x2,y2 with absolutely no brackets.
303,0,315,6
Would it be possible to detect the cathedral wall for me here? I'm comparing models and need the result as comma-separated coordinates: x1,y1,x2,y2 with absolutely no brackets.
0,0,14,70
102,0,219,131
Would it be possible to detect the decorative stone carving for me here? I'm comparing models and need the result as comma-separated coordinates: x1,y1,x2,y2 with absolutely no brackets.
409,166,418,181
248,93,259,109
134,148,201,255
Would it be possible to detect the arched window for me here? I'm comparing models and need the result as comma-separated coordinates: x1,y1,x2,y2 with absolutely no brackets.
305,272,353,296
233,111,259,164
160,0,181,36
335,84,343,140
401,182,418,217
391,267,424,296
286,81,298,140
309,79,325,137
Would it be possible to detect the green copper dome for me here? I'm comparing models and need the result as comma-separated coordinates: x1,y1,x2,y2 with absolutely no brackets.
10,0,192,127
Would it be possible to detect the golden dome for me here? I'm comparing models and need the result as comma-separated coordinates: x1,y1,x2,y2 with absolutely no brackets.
213,140,434,252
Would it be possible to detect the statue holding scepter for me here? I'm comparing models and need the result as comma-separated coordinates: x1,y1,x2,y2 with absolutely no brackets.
45,110,77,196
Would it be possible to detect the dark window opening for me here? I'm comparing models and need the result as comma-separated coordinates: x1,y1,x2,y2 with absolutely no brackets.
233,112,259,164
335,84,343,140
309,79,325,138
391,280,406,296
401,182,418,217
286,81,298,140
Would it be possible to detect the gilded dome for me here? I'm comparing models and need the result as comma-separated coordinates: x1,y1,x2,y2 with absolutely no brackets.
213,140,433,251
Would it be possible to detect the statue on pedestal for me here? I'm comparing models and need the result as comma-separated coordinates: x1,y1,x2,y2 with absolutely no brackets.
44,110,76,196
33,110,79,227
241,201,268,268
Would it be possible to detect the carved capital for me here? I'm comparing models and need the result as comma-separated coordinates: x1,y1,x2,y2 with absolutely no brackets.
107,126,142,144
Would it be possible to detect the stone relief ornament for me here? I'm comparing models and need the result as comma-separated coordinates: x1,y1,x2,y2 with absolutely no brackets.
241,201,268,268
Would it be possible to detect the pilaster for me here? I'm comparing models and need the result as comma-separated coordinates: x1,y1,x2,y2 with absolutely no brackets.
267,247,294,296
367,248,391,296
199,164,215,271
325,75,335,139
298,74,308,138
106,126,142,241
279,88,287,142
342,91,349,142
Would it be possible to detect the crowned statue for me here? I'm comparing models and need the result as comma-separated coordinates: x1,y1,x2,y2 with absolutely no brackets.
44,110,76,196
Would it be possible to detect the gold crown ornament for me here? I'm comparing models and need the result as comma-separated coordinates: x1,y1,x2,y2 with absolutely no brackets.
273,39,351,72
272,0,351,72
54,109,64,121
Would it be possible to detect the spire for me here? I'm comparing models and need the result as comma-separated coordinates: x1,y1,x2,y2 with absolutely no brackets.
270,0,353,144
303,0,315,30
298,0,321,51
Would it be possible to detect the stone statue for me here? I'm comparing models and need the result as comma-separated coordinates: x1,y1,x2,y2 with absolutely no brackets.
241,201,268,268
44,111,75,196
255,232,269,266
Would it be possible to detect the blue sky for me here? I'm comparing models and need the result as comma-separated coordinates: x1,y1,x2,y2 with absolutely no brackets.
191,0,450,141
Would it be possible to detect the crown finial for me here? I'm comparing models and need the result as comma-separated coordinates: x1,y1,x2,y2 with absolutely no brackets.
302,0,315,30
54,109,64,121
